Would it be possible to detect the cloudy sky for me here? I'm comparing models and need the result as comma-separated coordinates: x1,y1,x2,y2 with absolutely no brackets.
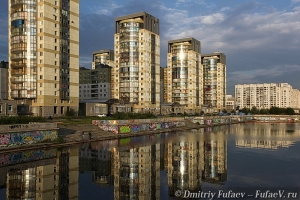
1,0,300,94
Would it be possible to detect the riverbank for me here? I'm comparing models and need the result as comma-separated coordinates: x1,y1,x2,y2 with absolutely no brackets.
0,120,237,154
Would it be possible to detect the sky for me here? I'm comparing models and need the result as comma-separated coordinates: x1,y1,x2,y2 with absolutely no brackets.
1,0,300,95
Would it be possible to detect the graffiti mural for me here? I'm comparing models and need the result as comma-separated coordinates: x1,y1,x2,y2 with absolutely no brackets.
0,130,58,147
96,120,186,134
130,124,142,133
0,148,57,167
119,125,131,134
0,134,10,146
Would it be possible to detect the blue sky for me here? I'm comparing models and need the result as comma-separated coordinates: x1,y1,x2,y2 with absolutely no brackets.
1,0,300,94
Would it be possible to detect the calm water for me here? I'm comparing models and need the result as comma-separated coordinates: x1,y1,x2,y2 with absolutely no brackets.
1,123,300,200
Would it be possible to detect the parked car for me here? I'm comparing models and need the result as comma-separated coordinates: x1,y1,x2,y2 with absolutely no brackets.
98,114,106,117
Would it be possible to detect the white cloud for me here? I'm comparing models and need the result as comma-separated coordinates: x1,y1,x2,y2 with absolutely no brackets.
88,2,121,16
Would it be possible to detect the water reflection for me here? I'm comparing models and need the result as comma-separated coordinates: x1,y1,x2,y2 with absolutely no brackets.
0,147,79,200
1,124,300,199
232,123,300,150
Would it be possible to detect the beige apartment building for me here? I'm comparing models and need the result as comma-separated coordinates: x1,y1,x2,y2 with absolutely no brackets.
202,52,226,113
8,0,79,116
235,83,300,109
112,12,160,113
165,37,202,114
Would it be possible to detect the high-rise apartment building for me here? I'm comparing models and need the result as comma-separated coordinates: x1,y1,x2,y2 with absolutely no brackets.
112,12,160,113
92,50,114,70
165,37,202,114
8,0,79,116
235,83,300,109
202,52,226,112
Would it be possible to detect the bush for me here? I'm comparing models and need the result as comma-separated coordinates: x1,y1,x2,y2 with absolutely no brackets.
65,108,76,117
0,116,47,125
111,112,157,120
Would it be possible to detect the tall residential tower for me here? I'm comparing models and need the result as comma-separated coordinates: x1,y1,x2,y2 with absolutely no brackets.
165,37,202,114
9,0,79,116
202,52,226,112
112,12,160,113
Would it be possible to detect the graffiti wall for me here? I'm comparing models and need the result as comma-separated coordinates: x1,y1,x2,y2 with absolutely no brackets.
188,116,233,125
0,130,58,147
0,148,57,167
100,121,186,134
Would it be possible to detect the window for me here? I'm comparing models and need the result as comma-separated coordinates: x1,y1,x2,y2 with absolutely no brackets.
55,91,57,96
54,84,57,88
40,52,43,56
40,36,43,40
40,83,42,87
8,105,12,111
40,75,43,79
54,76,57,80
40,28,43,32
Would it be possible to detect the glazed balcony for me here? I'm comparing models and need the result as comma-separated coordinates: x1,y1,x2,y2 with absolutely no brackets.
10,63,26,69
11,0,36,7
11,54,27,61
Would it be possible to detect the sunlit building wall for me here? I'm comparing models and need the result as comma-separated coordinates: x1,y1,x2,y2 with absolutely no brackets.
92,50,114,70
8,0,79,116
165,37,202,114
235,83,300,109
202,52,226,112
112,12,160,113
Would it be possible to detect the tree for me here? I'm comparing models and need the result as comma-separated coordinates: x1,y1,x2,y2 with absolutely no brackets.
260,108,269,114
241,107,250,114
222,109,228,113
285,107,295,115
250,106,259,114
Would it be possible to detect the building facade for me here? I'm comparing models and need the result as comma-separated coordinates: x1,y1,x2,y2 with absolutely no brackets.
202,52,226,112
235,83,300,109
165,37,202,114
112,12,160,113
92,50,114,70
8,0,79,116
79,66,111,101
0,61,8,100
225,95,235,112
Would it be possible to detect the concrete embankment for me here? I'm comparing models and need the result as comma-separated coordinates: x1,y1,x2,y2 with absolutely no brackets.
0,119,240,154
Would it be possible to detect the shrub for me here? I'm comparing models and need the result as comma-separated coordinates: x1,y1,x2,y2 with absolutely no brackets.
65,108,76,117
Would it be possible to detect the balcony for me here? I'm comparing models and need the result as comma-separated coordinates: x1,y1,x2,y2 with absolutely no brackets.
10,63,26,69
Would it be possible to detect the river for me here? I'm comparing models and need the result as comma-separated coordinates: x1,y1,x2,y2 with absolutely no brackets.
0,123,300,200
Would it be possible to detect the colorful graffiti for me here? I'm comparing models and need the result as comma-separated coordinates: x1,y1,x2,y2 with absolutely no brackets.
0,134,10,146
98,121,185,134
0,148,57,167
0,130,57,147
119,125,131,134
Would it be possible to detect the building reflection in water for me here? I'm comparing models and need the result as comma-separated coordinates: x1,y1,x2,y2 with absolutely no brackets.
79,144,113,187
232,124,298,150
1,147,79,200
112,144,160,200
167,130,228,197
